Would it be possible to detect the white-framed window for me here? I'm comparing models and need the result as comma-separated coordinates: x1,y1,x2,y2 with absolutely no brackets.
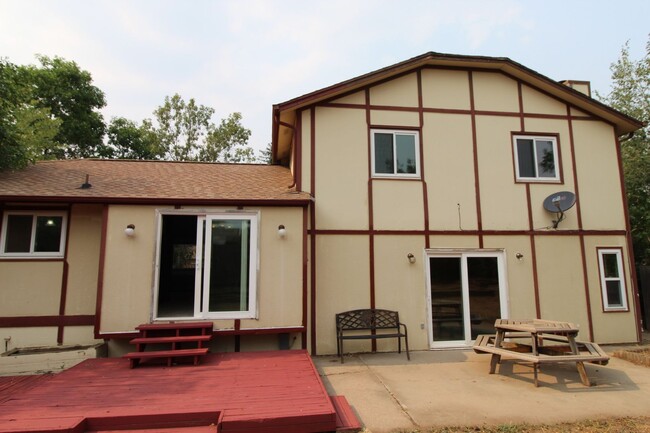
0,211,67,258
597,248,628,311
513,134,560,181
371,129,420,178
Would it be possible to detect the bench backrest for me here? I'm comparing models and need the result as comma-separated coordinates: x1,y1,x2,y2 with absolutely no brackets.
336,309,400,331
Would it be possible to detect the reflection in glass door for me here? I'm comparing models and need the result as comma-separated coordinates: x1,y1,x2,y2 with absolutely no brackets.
427,252,507,348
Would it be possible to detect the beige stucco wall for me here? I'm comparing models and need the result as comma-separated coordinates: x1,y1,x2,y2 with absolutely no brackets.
423,112,478,230
522,84,567,115
314,106,368,230
572,121,626,229
369,73,418,107
372,181,424,230
65,204,102,315
99,204,305,334
0,261,62,316
472,72,519,112
421,69,471,110
314,235,370,355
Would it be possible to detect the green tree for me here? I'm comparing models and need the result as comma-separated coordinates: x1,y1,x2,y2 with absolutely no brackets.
258,143,273,164
598,38,650,265
200,112,252,163
107,117,162,160
0,58,62,171
27,55,108,158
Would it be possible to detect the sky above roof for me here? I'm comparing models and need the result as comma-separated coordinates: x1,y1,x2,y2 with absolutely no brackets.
1,0,648,154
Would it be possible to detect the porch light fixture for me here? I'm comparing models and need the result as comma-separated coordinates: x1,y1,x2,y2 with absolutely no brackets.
407,253,416,264
125,224,136,237
278,225,286,238
516,252,524,261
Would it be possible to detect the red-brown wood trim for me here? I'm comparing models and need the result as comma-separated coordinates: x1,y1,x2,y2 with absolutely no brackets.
93,205,109,339
614,135,643,341
295,110,303,191
0,315,95,327
0,196,311,207
213,326,306,336
309,106,318,354
567,105,594,339
468,71,483,248
302,206,308,349
57,206,72,344
596,246,632,314
417,70,431,249
526,184,542,319
310,228,627,236
368,124,421,132
366,88,377,352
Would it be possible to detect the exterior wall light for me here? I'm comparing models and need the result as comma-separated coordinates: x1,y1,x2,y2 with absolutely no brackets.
407,253,416,264
278,225,286,238
125,224,136,237
516,252,524,261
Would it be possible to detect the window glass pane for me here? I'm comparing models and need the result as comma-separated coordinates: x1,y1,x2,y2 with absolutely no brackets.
516,139,536,178
34,216,63,252
374,133,394,174
536,140,556,178
395,134,416,174
208,219,250,313
606,281,623,306
602,253,620,278
4,215,33,253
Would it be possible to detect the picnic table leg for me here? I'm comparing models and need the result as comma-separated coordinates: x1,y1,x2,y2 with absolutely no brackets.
533,364,539,387
489,331,504,374
576,361,591,386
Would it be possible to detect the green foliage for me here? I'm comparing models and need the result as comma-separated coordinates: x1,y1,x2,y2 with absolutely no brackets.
107,117,162,160
598,38,650,265
0,58,62,170
201,112,252,163
26,55,108,158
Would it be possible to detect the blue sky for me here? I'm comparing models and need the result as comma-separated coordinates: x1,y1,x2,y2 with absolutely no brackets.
1,0,648,154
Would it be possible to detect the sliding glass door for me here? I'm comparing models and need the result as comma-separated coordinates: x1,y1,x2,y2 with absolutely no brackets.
155,212,258,320
426,251,507,348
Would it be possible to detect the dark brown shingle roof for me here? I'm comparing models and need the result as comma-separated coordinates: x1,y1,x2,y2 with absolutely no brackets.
0,159,310,205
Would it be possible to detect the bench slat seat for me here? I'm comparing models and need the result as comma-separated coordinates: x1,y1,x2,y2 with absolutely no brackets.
336,309,409,363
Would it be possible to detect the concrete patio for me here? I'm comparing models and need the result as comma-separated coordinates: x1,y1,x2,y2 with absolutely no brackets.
314,343,650,433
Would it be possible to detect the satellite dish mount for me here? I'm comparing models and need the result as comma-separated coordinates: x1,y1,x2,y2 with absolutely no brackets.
543,191,576,229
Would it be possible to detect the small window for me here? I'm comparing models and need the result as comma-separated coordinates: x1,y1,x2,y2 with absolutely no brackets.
0,211,67,258
597,249,628,311
513,135,559,181
371,129,420,178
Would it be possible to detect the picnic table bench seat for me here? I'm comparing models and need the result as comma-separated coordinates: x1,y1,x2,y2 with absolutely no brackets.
336,308,409,363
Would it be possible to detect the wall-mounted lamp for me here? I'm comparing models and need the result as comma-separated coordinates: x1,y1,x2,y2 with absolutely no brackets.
125,224,136,237
407,253,416,264
515,252,524,261
278,224,286,238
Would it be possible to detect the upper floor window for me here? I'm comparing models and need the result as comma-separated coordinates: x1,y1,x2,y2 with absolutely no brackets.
0,211,67,258
513,135,560,181
371,129,420,178
597,248,628,312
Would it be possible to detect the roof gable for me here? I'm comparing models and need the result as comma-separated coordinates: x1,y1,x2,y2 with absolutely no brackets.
272,52,643,160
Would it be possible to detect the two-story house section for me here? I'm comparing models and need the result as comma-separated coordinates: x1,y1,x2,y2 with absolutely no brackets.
272,52,644,355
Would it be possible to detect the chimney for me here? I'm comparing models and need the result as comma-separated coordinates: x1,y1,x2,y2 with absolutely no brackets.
561,80,591,97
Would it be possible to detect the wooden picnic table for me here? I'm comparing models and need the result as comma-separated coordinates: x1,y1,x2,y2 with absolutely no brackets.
473,319,609,387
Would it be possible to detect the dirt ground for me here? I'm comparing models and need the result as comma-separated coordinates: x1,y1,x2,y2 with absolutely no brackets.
421,416,650,432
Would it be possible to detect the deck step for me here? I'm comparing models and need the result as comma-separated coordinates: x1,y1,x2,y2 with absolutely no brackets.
130,335,213,345
123,348,209,368
330,395,362,432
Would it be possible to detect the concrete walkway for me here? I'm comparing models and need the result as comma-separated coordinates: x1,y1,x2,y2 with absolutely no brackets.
314,346,650,432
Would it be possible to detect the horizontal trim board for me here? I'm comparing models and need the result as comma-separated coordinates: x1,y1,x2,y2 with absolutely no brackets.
311,229,627,236
0,196,311,207
0,315,95,327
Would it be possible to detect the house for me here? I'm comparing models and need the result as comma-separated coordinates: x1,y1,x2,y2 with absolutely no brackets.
0,52,644,358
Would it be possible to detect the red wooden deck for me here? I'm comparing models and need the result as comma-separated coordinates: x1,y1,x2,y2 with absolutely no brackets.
0,350,357,433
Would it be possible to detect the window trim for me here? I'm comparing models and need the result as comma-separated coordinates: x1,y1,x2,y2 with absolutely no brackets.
511,133,562,183
0,210,68,258
596,247,629,312
371,129,421,179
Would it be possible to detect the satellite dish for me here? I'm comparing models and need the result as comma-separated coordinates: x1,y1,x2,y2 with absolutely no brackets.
543,191,576,213
543,191,576,229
